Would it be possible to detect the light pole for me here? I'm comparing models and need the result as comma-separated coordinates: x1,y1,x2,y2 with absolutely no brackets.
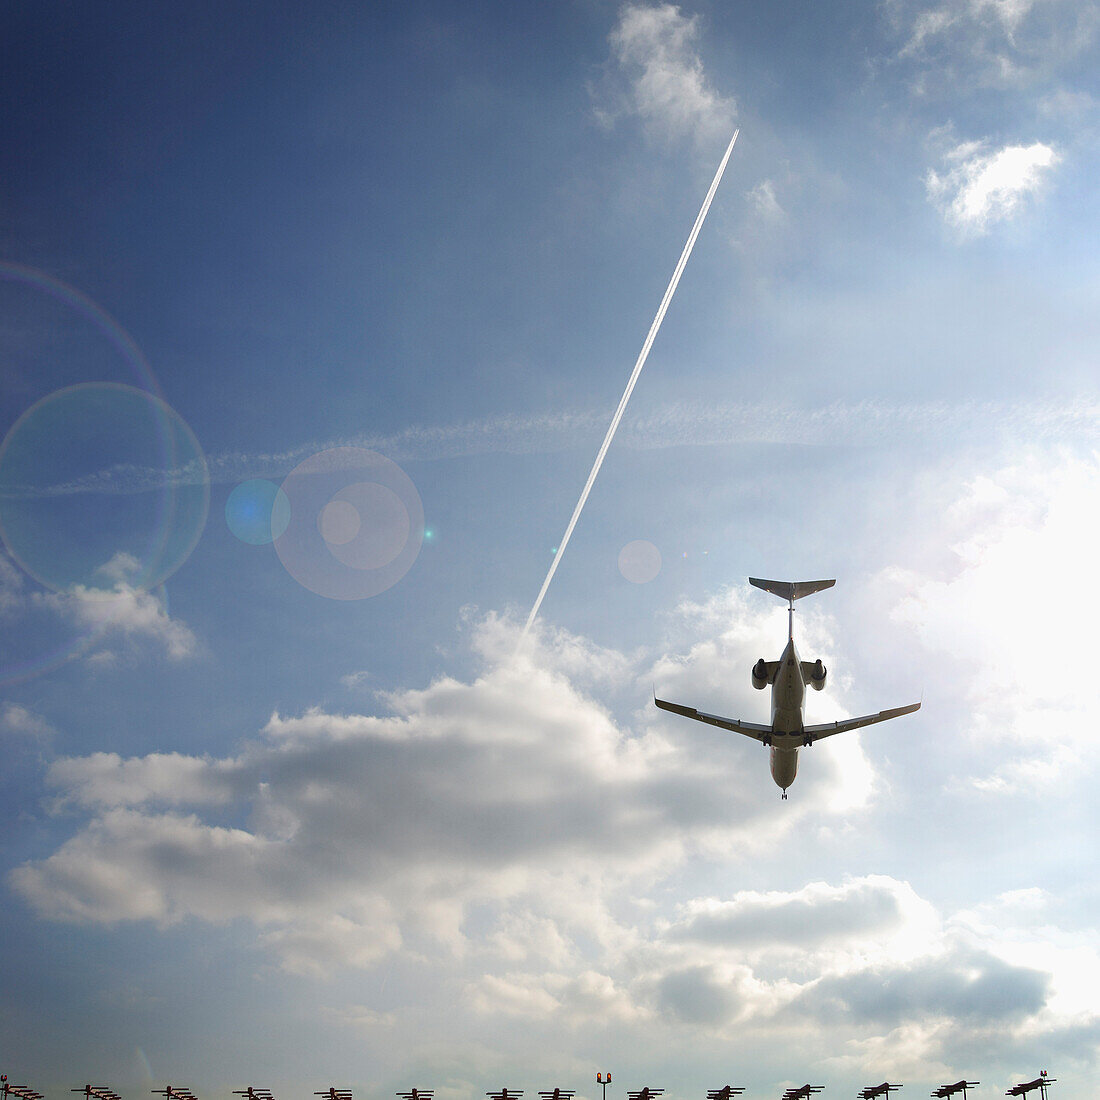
597,1073,612,1100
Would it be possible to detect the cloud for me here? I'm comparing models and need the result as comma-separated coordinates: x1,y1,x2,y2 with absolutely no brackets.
35,553,198,661
9,398,1097,498
594,3,735,144
0,550,25,613
746,179,785,221
925,139,1059,234
890,0,1099,89
10,599,877,975
791,948,1050,1026
656,964,740,1025
0,701,56,741
668,876,938,956
877,450,1100,791
9,591,1098,1074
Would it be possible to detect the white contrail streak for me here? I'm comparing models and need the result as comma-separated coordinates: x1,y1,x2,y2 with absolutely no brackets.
522,128,739,638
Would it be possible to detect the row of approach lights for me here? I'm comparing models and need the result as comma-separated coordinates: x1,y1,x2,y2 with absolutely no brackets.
0,1078,1058,1100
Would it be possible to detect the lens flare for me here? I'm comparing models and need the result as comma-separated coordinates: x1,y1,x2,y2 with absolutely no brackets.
618,539,662,584
0,383,209,594
226,479,291,545
274,447,423,600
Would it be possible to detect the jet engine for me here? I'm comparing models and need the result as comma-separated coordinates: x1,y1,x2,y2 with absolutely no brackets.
809,658,827,690
752,658,768,690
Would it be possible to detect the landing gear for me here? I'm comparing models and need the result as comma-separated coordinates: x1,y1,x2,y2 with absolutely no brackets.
781,789,788,800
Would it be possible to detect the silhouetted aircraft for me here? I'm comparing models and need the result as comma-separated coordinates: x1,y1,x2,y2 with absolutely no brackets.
656,577,920,797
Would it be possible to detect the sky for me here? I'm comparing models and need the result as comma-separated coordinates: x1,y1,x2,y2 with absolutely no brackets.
1,0,1099,1096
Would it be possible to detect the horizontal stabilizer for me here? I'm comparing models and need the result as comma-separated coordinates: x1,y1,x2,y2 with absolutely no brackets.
750,577,836,601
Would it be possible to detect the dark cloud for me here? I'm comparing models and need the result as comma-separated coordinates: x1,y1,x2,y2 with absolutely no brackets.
656,964,739,1026
789,948,1049,1027
670,879,908,948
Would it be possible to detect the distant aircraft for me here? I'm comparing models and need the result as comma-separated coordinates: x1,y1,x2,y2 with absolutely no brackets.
655,577,921,798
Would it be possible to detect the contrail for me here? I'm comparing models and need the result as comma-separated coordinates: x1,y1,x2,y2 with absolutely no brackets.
522,128,739,639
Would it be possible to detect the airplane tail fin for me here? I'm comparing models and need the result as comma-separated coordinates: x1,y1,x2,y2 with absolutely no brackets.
749,578,835,602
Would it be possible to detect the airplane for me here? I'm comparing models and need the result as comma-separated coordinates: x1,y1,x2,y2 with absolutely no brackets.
655,577,921,798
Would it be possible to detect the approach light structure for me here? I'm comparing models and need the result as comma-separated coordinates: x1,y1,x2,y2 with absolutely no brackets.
152,1089,197,1100
73,1087,122,1100
233,1090,275,1100
314,1090,353,1100
397,1090,434,1100
707,1089,746,1099
627,1088,664,1100
1006,1073,1056,1098
859,1087,902,1099
539,1089,575,1100
782,1088,825,1100
487,1089,523,1100
2,1078,43,1100
933,1085,979,1099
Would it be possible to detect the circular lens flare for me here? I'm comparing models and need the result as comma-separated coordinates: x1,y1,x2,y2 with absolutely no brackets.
618,539,662,584
0,383,209,594
226,479,291,545
274,447,423,600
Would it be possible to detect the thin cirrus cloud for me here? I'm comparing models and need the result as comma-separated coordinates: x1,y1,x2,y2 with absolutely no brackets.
17,397,1097,497
925,139,1059,234
893,0,1098,86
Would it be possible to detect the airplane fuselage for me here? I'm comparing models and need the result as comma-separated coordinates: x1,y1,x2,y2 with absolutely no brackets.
769,636,804,792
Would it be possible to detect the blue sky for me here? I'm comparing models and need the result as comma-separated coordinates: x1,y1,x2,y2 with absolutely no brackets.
1,1,1099,1096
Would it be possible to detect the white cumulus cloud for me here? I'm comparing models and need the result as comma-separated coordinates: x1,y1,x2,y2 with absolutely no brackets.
926,139,1059,234
36,569,198,662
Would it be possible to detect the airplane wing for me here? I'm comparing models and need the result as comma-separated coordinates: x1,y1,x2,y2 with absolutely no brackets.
801,701,920,743
654,696,773,742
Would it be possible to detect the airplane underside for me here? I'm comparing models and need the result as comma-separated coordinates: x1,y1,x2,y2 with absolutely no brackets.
653,577,921,800
770,746,798,797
